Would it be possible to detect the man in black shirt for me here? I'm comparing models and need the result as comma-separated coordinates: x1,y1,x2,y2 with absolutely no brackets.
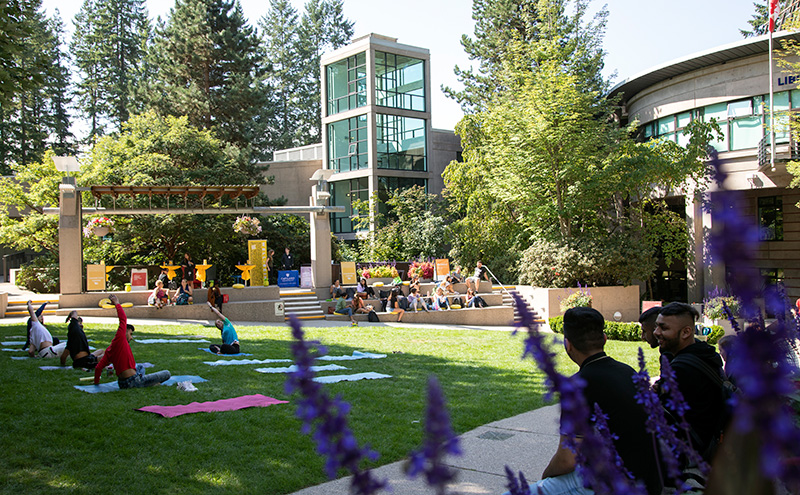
654,302,727,461
531,307,662,494
60,311,104,369
281,247,295,271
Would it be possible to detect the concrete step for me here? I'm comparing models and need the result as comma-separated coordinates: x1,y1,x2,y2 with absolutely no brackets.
281,290,324,321
5,298,60,317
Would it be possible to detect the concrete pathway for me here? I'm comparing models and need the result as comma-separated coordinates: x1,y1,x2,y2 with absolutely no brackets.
290,405,560,495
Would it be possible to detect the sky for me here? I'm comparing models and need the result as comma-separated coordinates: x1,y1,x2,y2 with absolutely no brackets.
40,0,760,131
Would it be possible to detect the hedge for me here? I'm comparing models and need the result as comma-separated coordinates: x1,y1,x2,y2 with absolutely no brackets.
548,317,725,346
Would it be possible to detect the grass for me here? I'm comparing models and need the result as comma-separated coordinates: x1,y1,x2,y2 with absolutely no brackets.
0,320,662,494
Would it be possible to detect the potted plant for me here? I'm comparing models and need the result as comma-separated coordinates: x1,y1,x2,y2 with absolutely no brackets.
83,217,115,238
560,284,592,313
703,288,741,332
233,216,262,236
407,260,434,280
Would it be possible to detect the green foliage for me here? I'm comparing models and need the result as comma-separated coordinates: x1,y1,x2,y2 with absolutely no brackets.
356,186,450,263
740,2,769,37
16,254,60,293
0,150,62,255
707,326,725,346
549,316,642,342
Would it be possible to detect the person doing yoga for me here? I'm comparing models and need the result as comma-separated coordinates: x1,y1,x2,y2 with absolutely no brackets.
94,294,171,388
208,302,241,354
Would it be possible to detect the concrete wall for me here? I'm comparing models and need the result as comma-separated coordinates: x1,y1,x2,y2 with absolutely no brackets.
0,291,7,318
519,286,640,323
258,158,322,207
59,285,280,309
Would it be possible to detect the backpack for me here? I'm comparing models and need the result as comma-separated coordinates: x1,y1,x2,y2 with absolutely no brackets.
367,310,380,322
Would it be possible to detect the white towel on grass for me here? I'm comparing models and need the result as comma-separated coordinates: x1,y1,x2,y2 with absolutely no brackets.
205,358,292,366
316,351,387,361
254,364,348,374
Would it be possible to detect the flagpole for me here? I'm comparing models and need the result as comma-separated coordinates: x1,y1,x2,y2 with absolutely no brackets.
770,26,776,171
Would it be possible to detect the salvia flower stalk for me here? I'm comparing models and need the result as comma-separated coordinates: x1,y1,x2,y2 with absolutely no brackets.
284,315,387,495
511,294,645,495
406,375,462,495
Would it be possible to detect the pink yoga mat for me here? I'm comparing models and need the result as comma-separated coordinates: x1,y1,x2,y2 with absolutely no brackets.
137,394,288,418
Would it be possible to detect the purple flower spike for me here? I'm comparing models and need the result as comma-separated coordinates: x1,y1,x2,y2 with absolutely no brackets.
407,375,462,494
285,315,388,495
504,466,532,495
632,349,706,492
511,295,646,495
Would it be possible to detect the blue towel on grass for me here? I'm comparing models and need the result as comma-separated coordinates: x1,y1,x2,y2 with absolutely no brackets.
317,351,387,361
135,338,210,344
2,341,26,346
254,364,347,374
3,348,26,352
205,358,290,366
40,362,152,371
198,347,253,356
74,374,207,393
313,372,392,383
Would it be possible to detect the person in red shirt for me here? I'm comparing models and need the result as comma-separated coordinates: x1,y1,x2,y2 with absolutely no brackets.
94,294,171,388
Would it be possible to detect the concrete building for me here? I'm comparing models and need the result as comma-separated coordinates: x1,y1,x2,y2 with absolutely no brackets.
259,34,461,241
612,31,800,305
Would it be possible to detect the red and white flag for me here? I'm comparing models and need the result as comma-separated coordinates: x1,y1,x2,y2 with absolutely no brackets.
770,0,780,32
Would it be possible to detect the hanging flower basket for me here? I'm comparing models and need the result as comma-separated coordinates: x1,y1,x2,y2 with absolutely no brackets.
233,216,262,236
83,217,115,238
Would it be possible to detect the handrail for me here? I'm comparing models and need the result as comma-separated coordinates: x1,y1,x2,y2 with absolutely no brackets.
483,266,515,302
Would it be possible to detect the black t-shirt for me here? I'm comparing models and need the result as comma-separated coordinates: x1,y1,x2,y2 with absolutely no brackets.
570,352,662,494
65,320,91,358
666,341,726,459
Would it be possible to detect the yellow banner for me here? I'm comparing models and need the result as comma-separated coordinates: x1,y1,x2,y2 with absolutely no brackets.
248,240,269,286
341,261,357,285
86,264,106,291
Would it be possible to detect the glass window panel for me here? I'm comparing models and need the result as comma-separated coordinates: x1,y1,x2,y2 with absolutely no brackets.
676,112,692,128
328,115,369,173
792,89,800,108
730,116,762,150
657,117,675,135
376,115,427,171
375,50,425,111
326,52,367,116
728,99,753,118
758,196,783,241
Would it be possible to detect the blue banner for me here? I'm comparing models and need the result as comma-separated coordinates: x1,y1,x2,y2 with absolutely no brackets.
278,270,299,287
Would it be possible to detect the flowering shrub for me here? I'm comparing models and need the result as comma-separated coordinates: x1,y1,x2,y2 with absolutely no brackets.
232,216,262,236
82,216,115,237
358,263,398,279
703,288,741,320
559,284,592,312
407,261,434,279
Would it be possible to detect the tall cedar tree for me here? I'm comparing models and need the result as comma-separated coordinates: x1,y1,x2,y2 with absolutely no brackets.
71,0,148,140
260,0,353,154
149,0,267,157
444,0,607,113
0,3,73,173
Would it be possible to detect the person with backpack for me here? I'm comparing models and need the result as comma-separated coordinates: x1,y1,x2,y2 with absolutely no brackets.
654,302,728,461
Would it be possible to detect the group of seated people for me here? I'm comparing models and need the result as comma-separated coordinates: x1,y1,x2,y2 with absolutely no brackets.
147,277,194,308
328,261,494,324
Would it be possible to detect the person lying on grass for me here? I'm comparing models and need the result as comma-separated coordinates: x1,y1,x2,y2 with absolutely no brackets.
61,311,104,369
207,302,241,354
26,300,65,358
94,294,171,388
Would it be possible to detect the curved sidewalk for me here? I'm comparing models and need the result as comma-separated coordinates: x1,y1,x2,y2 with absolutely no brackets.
290,404,560,495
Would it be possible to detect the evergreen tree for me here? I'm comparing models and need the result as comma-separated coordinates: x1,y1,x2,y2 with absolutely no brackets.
444,0,607,113
295,0,353,145
260,0,303,152
71,0,149,139
741,2,769,38
0,2,73,172
149,0,267,157
0,0,44,110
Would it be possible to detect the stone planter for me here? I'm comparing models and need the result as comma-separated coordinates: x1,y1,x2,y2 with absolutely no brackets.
521,285,640,323
93,226,109,237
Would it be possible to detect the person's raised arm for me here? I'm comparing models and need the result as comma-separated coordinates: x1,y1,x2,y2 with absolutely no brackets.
207,301,225,320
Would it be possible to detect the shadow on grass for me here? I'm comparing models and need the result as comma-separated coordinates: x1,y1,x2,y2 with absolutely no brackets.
0,320,566,495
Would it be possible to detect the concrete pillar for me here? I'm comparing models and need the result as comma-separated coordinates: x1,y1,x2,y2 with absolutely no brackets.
310,192,332,289
58,177,83,294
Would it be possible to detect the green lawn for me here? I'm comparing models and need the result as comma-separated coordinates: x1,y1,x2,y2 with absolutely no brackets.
0,320,661,494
